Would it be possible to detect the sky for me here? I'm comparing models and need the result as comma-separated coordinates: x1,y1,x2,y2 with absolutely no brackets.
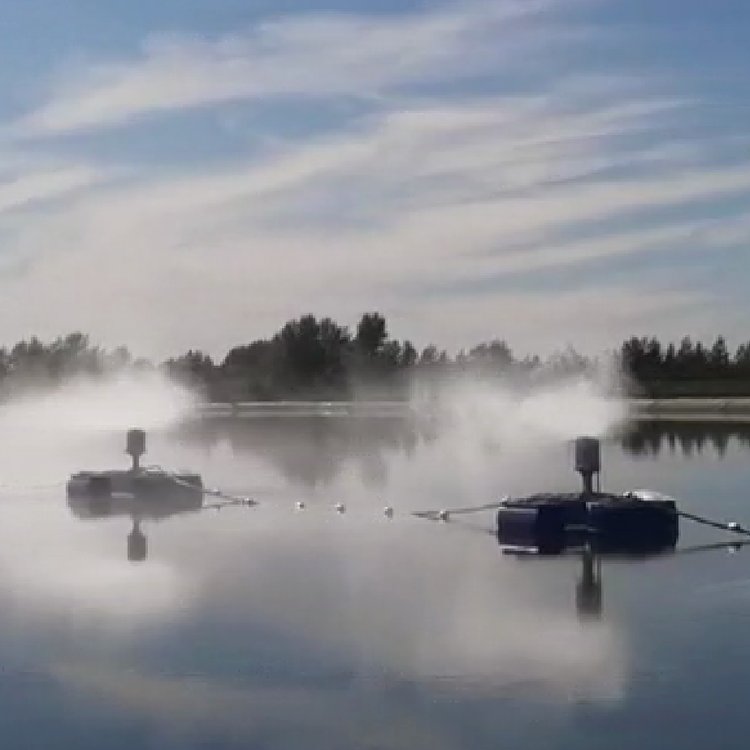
0,0,748,359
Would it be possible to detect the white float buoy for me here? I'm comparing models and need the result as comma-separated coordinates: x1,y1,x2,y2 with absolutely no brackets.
295,501,306,511
437,510,450,522
334,502,345,514
383,506,394,519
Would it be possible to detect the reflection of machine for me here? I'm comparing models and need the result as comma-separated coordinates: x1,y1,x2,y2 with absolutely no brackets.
68,489,204,563
506,539,750,622
576,546,602,620
128,519,147,562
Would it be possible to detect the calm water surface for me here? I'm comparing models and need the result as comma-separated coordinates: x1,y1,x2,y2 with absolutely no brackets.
2,417,750,749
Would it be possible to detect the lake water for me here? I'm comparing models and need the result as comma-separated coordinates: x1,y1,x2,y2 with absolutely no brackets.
2,414,750,749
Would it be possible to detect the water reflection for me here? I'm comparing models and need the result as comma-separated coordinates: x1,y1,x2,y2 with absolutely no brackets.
620,420,750,458
574,541,750,622
64,485,627,704
68,486,203,562
128,519,147,562
173,415,435,489
166,416,750,493
7,416,750,748
577,547,603,620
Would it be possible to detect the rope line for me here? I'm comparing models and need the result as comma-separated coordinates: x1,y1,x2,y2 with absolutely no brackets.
145,465,257,508
153,463,501,519
625,490,750,537
677,510,750,537
10,467,750,541
412,500,507,521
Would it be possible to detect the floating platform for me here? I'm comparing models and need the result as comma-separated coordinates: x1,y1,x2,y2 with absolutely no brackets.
497,491,679,554
496,436,679,555
66,428,203,513
67,470,204,523
67,469,204,523
67,468,203,502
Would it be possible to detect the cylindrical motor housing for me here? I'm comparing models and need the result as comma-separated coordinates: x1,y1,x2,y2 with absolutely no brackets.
126,429,146,469
574,436,601,475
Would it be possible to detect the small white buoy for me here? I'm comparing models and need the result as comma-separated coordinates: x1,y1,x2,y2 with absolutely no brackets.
295,501,306,511
334,502,346,514
728,522,740,532
383,506,394,519
437,509,450,522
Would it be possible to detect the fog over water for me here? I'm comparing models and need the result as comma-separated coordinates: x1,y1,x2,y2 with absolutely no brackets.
0,376,747,748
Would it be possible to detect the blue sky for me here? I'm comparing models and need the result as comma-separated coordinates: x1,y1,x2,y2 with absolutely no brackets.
0,0,748,357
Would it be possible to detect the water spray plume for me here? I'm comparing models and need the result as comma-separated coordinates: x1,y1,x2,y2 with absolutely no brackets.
0,372,197,485
0,372,196,434
425,371,626,451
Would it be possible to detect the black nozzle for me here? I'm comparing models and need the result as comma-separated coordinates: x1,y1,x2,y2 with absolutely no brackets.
126,428,146,471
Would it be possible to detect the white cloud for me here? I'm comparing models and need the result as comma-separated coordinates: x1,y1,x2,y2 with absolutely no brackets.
0,86,747,356
18,0,568,136
0,165,107,215
0,0,745,356
394,285,713,356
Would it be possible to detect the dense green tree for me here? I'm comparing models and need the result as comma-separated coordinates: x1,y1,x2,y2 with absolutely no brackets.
356,313,387,357
2,319,750,400
400,341,418,368
710,336,729,369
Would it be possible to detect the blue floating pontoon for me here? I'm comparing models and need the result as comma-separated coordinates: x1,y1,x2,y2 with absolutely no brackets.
496,437,679,554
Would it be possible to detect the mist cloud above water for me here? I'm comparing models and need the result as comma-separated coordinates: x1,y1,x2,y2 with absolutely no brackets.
435,377,626,448
0,374,629,743
0,372,196,485
0,372,196,434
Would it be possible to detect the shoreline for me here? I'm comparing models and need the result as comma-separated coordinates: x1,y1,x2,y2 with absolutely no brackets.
628,398,750,422
194,398,750,422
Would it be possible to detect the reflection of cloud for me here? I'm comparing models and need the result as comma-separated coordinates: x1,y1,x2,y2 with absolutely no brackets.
44,515,626,750
176,517,628,705
52,663,463,750
176,415,426,489
0,402,629,713
0,501,192,631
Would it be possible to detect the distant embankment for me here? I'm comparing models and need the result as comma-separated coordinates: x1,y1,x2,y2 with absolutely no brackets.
629,397,750,421
194,398,750,422
195,401,416,418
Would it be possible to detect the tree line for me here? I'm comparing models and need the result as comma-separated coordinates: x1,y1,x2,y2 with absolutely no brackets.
163,313,601,400
619,335,750,396
2,317,749,400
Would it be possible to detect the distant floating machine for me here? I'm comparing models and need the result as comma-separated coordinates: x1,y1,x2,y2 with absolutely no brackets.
66,428,203,510
496,436,679,555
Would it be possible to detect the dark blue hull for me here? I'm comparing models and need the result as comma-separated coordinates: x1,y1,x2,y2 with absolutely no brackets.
497,492,678,554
